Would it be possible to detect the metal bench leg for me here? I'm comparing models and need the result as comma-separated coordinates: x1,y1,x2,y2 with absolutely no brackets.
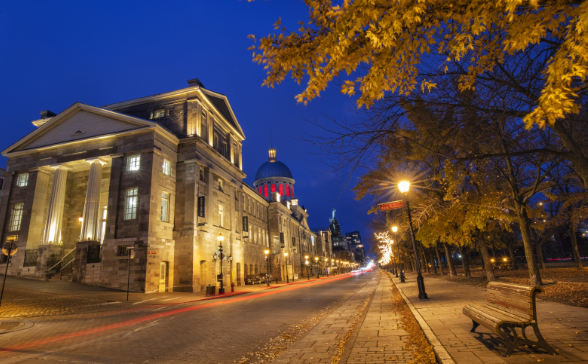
522,323,557,355
470,320,480,333
498,325,522,357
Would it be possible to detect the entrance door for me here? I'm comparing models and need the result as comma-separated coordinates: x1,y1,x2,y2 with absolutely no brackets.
159,262,167,293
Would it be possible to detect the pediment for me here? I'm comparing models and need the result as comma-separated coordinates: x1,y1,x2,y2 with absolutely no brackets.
5,103,155,154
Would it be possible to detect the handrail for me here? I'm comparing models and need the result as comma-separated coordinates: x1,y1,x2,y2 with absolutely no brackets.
47,248,76,272
60,258,75,272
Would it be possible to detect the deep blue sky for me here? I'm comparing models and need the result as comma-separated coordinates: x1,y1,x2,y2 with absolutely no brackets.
0,1,375,254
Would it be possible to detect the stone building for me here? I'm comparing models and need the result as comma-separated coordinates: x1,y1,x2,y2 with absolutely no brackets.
0,79,330,293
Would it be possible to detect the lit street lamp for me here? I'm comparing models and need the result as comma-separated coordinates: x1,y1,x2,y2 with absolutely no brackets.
305,255,310,280
264,249,270,286
324,258,328,276
399,181,428,299
314,256,319,278
217,234,225,294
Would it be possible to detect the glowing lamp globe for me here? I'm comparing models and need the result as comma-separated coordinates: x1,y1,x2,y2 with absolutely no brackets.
398,181,410,193
392,226,398,233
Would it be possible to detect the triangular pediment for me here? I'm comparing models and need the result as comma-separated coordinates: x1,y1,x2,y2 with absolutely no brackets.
200,89,245,140
4,103,157,155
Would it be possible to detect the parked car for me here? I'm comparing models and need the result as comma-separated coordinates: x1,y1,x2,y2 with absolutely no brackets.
245,275,262,285
259,274,273,283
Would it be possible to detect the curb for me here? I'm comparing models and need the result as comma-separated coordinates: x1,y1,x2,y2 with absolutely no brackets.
388,272,455,364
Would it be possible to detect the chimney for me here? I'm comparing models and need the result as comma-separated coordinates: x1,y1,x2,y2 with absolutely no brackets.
40,110,56,119
187,78,205,88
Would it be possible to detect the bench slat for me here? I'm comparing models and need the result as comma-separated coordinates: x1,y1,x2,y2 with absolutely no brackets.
488,292,533,309
490,284,534,297
487,298,533,316
488,290,532,303
465,304,528,324
482,304,530,322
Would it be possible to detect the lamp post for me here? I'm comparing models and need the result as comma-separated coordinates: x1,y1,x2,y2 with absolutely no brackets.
0,237,18,308
398,181,428,299
314,256,319,278
284,252,289,284
264,249,270,286
217,234,225,294
392,226,400,277
305,255,310,280
324,258,328,276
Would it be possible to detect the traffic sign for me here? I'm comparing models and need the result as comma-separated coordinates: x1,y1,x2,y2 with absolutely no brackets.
378,200,406,211
7,235,18,242
2,242,17,256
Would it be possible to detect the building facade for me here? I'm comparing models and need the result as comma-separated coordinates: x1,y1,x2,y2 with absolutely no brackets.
345,231,366,265
0,79,330,293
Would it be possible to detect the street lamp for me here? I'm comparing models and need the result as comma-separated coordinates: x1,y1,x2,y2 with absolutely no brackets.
314,256,319,278
217,234,225,294
284,252,289,283
399,181,428,299
305,255,310,280
324,258,328,276
264,249,270,286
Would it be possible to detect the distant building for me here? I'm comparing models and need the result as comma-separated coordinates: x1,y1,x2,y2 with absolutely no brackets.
346,231,366,265
329,209,346,250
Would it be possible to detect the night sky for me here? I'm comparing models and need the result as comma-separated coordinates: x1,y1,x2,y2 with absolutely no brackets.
0,1,375,254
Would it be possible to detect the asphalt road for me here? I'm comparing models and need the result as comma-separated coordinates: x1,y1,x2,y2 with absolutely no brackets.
0,271,375,364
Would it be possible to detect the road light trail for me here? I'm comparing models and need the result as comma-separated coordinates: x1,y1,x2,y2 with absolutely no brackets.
0,272,360,354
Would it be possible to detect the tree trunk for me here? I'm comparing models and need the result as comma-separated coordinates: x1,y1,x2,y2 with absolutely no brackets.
516,204,543,286
430,250,437,274
551,120,588,190
462,245,472,279
536,242,546,270
478,237,496,282
421,248,430,273
435,245,444,275
508,244,517,270
444,243,457,276
570,221,583,270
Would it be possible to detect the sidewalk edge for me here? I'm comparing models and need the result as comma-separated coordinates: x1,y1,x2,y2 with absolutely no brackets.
388,272,455,364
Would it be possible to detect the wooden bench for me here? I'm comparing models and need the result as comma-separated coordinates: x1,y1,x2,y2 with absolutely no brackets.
462,281,557,357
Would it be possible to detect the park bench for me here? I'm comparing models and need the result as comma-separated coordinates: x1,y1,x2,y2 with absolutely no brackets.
462,281,556,357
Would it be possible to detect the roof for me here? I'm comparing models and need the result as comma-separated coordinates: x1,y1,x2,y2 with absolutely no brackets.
254,160,293,181
205,92,238,131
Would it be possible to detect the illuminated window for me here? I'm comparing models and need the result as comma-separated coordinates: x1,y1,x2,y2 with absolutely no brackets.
9,202,24,231
199,168,205,182
150,109,167,119
264,185,268,197
161,192,170,222
258,186,262,195
222,142,228,158
291,186,294,198
279,184,284,196
218,178,224,192
271,184,276,193
213,134,219,150
162,159,172,176
219,204,224,227
286,185,290,197
125,188,138,220
16,173,29,187
127,155,140,171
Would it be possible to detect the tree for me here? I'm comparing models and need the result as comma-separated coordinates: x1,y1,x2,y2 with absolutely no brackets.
252,1,588,189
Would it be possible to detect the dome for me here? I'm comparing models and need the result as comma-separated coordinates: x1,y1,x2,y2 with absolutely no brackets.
255,160,293,181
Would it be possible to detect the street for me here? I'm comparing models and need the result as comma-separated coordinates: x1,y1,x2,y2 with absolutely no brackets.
0,272,375,364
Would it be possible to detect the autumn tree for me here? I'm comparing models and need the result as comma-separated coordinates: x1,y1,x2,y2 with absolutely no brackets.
252,0,588,189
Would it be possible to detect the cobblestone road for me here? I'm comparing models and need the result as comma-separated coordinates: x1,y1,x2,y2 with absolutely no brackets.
0,272,375,364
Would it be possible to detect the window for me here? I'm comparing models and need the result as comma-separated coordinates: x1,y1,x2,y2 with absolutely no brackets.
116,245,129,256
200,168,205,182
9,202,24,231
271,184,276,193
125,188,138,220
218,178,224,192
219,204,224,227
264,185,268,197
286,185,290,197
292,236,296,247
127,155,140,171
161,192,170,222
233,143,238,164
150,109,167,119
16,173,29,187
222,142,228,158
279,184,284,196
162,159,172,176
201,111,207,139
213,134,219,150
258,186,262,195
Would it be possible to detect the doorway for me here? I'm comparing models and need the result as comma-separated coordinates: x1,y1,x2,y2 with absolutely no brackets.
159,262,168,293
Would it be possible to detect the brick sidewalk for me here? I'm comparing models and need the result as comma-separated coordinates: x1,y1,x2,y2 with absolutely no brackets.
392,272,588,363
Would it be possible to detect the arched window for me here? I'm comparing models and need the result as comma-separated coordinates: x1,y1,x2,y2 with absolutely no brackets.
279,184,284,196
271,184,276,193
291,186,294,198
250,264,253,275
244,264,248,276
264,185,268,197
255,264,259,275
286,185,290,197
258,186,262,195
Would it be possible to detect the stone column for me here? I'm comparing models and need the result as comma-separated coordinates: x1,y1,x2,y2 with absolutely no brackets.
42,165,69,245
80,159,105,241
